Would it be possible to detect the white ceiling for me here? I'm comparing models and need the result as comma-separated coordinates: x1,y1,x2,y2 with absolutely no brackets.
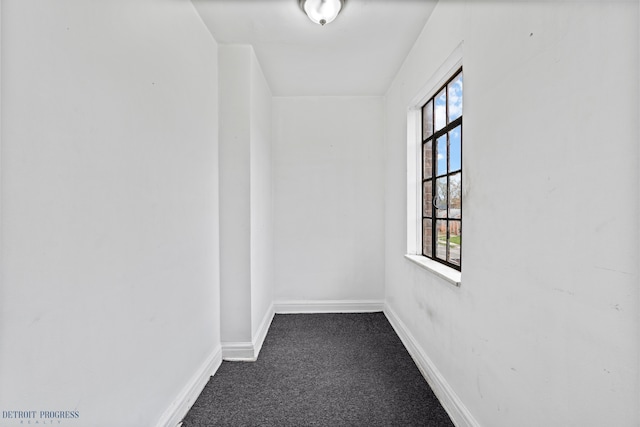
192,0,438,96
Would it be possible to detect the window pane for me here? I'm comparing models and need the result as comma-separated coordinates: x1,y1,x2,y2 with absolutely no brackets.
423,141,432,179
423,101,433,139
436,220,447,260
436,135,447,176
449,173,461,219
449,126,461,173
448,73,463,122
448,221,461,266
434,88,447,131
423,180,432,217
422,219,432,257
435,177,447,218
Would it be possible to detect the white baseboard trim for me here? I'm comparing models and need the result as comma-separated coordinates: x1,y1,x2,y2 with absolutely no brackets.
222,305,275,361
221,341,256,361
156,346,222,427
253,303,275,358
273,299,385,314
383,304,480,427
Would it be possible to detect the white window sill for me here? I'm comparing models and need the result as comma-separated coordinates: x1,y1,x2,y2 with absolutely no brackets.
404,254,462,287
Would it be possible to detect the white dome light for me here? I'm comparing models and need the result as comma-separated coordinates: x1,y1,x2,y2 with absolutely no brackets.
299,0,345,26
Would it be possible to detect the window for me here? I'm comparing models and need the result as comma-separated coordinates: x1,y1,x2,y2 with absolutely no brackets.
421,69,462,270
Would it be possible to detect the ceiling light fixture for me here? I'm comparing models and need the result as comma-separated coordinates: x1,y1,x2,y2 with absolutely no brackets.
299,0,345,26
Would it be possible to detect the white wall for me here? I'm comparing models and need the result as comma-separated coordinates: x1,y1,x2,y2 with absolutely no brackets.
0,1,221,426
250,53,274,337
273,97,385,303
219,45,274,349
385,2,639,426
219,45,253,344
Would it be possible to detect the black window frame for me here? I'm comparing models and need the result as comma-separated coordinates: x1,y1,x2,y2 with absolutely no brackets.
421,68,463,271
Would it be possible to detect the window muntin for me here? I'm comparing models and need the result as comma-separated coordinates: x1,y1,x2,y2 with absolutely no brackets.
421,69,462,270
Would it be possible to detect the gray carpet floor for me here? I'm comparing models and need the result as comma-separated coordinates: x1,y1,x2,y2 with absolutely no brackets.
182,312,454,426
